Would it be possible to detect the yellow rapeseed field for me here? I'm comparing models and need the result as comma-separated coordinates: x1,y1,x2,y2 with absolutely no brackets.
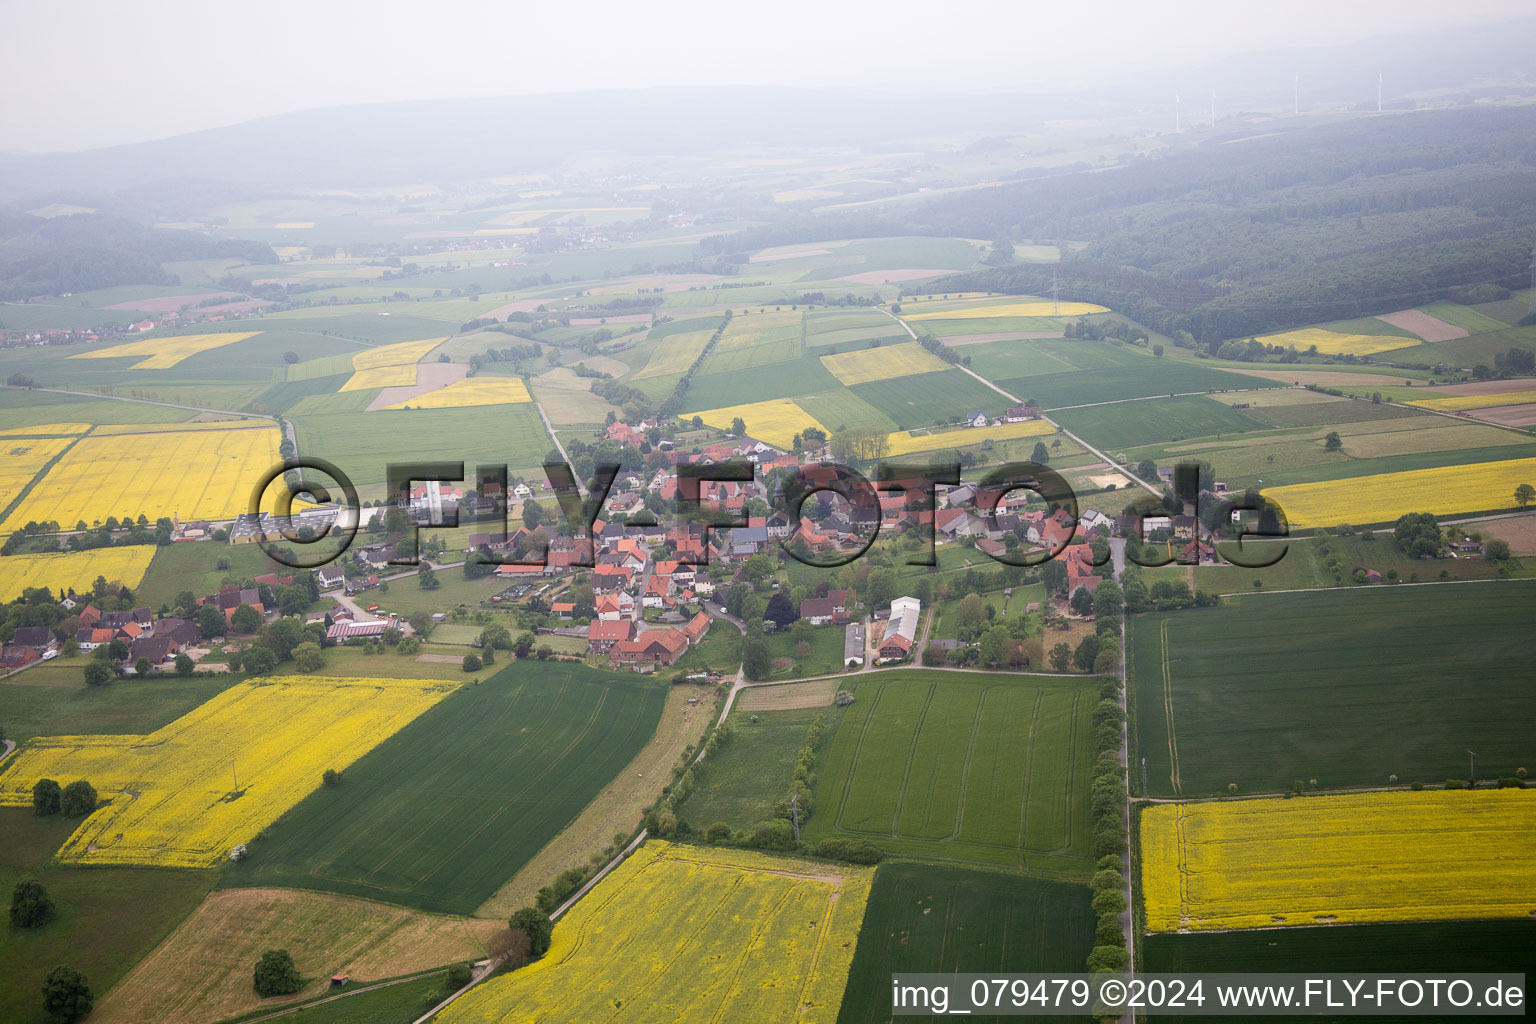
906,301,1108,320
0,547,158,603
0,436,73,501
0,677,455,867
380,376,531,410
351,338,445,370
438,841,872,1024
1262,456,1536,527
0,422,91,436
1409,390,1536,412
1,424,282,529
68,332,260,369
1251,327,1418,357
635,328,716,379
682,399,830,450
883,417,1054,457
1141,791,1535,932
820,341,950,385
339,338,446,392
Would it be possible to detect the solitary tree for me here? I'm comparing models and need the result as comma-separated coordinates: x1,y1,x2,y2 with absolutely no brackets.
1515,483,1535,508
292,642,324,674
508,907,553,958
32,778,61,817
253,949,302,997
1048,642,1072,673
60,780,97,817
41,966,93,1023
10,879,54,928
1323,431,1343,451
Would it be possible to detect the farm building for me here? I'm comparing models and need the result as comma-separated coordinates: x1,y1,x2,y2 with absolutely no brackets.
879,596,920,660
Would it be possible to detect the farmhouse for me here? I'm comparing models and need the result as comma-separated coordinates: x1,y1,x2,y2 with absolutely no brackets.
611,627,688,667
879,596,921,660
588,618,636,653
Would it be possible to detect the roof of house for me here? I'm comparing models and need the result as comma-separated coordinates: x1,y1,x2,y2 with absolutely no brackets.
684,611,712,643
800,597,834,618
588,619,637,643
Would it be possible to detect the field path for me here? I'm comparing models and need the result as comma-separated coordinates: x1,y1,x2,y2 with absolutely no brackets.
2,384,274,422
874,308,1160,498
533,398,585,497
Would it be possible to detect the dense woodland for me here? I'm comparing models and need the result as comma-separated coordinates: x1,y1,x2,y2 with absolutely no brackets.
709,106,1536,343
0,212,273,302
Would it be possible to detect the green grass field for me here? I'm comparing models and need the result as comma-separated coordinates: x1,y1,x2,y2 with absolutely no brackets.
293,402,551,493
848,370,1009,430
1052,395,1267,448
837,863,1095,1024
0,669,241,743
1143,921,1536,1023
269,975,450,1024
998,361,1269,409
685,706,833,829
684,354,843,408
220,661,666,914
136,539,301,608
0,809,212,1024
806,670,1094,878
1130,582,1536,797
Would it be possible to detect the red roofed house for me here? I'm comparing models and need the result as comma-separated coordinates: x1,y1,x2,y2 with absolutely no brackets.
611,627,689,666
588,618,637,654
551,601,576,620
595,592,637,621
683,611,712,645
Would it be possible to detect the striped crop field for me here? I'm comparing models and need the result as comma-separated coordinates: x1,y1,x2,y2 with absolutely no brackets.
437,842,871,1024
1262,456,1536,527
1251,327,1419,357
0,677,455,867
67,332,260,369
820,341,950,385
634,328,716,378
1141,791,1536,932
380,375,531,409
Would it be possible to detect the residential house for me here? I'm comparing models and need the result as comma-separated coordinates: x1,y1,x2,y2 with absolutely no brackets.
588,618,637,653
799,597,835,626
683,610,712,645
12,626,58,657
611,627,688,667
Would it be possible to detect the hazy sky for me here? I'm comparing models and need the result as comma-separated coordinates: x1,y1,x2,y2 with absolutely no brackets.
2,0,1529,153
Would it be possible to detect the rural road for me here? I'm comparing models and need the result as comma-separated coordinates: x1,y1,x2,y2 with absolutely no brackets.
0,739,14,763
